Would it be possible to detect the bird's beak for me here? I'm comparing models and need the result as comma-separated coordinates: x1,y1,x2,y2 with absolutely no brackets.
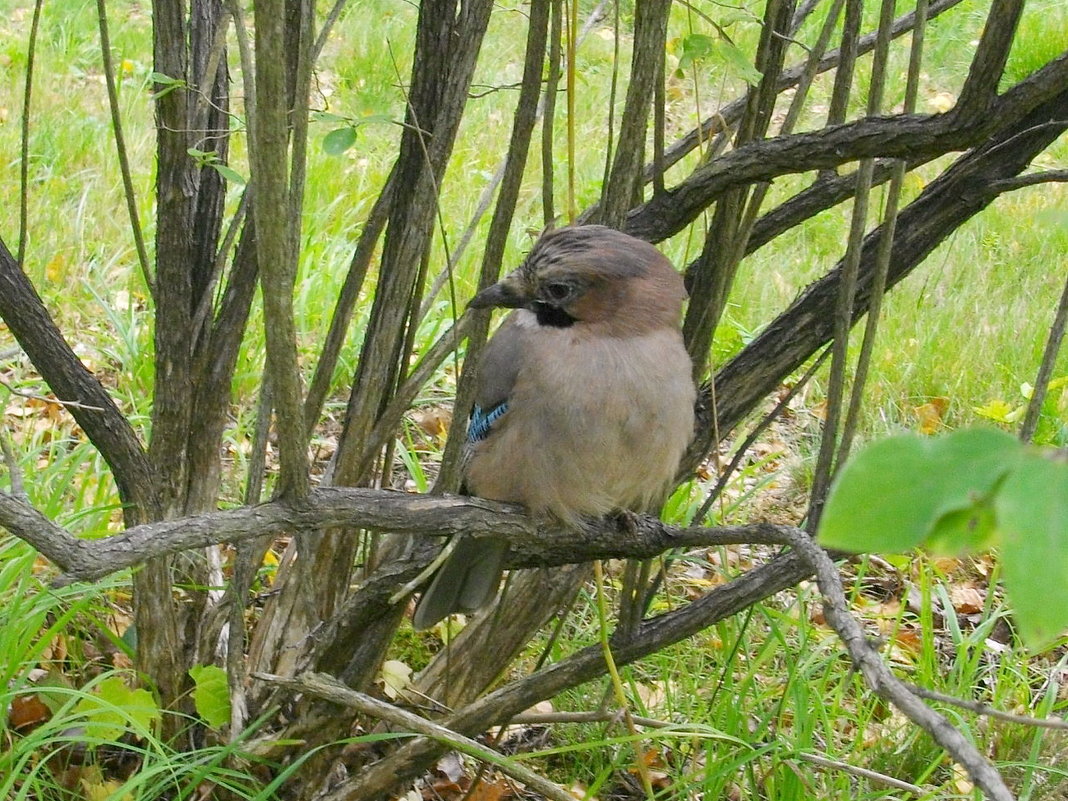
468,271,529,310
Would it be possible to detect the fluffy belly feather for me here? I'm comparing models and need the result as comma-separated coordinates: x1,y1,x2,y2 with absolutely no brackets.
465,324,695,523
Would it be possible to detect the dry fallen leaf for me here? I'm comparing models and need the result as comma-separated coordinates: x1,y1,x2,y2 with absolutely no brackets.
9,693,51,731
950,585,986,614
378,659,412,700
913,396,949,435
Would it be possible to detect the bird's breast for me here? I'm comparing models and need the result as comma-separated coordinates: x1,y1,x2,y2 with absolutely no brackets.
465,320,695,522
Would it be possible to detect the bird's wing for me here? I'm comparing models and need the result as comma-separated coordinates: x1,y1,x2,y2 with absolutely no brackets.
468,311,525,442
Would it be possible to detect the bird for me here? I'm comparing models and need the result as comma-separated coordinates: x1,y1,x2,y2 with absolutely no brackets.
412,224,696,630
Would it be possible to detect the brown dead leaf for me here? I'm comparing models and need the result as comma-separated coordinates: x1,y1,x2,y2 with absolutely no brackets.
422,778,467,801
467,778,514,801
950,585,985,614
9,693,51,731
913,397,949,435
411,406,452,444
893,625,923,654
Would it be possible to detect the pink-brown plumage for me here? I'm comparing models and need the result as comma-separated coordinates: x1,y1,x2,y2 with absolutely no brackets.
413,225,695,630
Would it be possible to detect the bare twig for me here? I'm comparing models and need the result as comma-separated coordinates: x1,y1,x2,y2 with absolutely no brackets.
255,671,580,801
787,749,925,795
784,530,1015,801
0,428,27,499
1020,271,1068,443
17,0,43,267
906,684,1068,731
0,377,106,412
96,0,154,297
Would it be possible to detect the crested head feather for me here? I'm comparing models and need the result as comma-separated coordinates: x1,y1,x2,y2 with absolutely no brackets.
519,224,665,282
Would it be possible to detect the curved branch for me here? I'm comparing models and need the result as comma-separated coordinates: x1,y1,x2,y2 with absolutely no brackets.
0,483,801,586
784,529,1014,801
323,550,812,801
257,671,581,801
0,238,156,512
623,52,1068,243
701,79,1068,451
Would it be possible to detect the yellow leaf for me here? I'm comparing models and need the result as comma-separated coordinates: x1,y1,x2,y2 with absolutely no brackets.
378,659,412,700
45,252,67,282
927,91,956,113
973,399,1015,423
913,397,948,434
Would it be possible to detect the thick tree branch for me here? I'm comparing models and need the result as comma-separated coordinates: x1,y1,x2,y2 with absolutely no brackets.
0,238,156,511
0,485,799,586
702,79,1068,453
623,52,1068,244
250,0,308,497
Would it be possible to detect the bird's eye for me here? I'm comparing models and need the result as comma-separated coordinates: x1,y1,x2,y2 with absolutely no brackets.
544,282,571,302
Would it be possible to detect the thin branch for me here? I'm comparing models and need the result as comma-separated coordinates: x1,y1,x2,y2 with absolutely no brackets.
97,0,154,297
255,672,581,801
809,0,898,525
987,169,1068,192
17,0,43,267
692,347,830,523
906,684,1068,731
784,530,1014,801
1020,271,1068,443
787,749,925,795
303,166,395,435
435,0,551,491
0,377,106,412
0,428,27,499
828,0,931,477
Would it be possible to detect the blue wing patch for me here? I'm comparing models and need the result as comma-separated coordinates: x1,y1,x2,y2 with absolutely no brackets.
468,401,508,442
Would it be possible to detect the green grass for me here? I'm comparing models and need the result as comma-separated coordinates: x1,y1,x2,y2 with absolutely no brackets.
1,0,1067,797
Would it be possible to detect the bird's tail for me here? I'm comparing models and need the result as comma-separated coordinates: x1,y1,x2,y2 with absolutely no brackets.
412,536,508,630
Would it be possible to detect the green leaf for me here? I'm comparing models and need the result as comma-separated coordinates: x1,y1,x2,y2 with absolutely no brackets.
73,676,160,740
712,39,762,86
678,33,715,70
149,71,184,86
926,498,999,555
819,428,1022,553
312,110,349,124
211,162,246,185
973,399,1018,423
149,71,186,100
189,664,231,729
997,454,1068,650
322,126,358,156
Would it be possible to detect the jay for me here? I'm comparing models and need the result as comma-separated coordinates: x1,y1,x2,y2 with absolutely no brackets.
413,225,695,630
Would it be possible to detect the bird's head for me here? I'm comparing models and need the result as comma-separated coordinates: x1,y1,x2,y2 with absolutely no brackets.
469,225,686,332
